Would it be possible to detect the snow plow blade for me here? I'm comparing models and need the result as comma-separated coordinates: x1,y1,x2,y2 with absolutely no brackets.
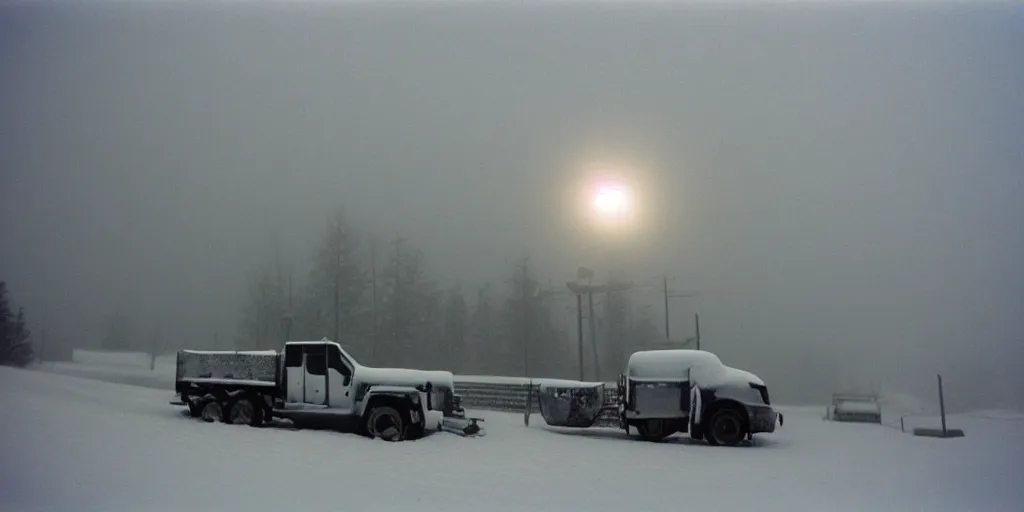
441,416,485,437
537,379,605,428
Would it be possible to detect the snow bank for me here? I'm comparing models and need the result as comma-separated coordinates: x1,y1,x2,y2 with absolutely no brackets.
72,349,153,368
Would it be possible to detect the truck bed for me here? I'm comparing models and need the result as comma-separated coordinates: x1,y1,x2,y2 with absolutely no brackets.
175,349,280,387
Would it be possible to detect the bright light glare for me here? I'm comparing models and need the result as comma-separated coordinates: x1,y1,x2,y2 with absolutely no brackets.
593,184,631,218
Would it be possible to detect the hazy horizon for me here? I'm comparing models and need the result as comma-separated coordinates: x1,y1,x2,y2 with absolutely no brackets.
2,0,1021,406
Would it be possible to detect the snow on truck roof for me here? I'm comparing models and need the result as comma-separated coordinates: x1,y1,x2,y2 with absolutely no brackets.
627,350,723,379
180,349,278,356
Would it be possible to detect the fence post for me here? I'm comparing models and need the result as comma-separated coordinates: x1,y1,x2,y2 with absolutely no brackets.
937,374,947,436
523,380,533,427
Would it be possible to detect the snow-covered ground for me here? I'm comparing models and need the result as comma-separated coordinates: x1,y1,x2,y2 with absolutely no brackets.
2,366,1022,512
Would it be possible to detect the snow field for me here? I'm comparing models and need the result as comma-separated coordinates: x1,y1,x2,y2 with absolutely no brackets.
1,367,1023,512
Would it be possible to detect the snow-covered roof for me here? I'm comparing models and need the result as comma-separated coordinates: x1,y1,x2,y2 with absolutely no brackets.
627,349,723,379
180,350,279,356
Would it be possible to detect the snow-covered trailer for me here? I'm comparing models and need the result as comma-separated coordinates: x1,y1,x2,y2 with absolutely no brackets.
172,339,480,441
529,350,782,446
828,393,882,424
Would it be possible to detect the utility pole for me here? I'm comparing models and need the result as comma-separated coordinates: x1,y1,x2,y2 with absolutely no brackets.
568,276,633,381
661,277,697,344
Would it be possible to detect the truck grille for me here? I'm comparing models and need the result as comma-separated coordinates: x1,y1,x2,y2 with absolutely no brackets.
431,388,455,414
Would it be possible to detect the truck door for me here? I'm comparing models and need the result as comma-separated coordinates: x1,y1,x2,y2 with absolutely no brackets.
285,344,304,403
327,344,354,412
302,344,327,406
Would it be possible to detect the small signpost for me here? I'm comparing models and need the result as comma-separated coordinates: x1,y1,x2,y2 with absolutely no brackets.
912,374,966,438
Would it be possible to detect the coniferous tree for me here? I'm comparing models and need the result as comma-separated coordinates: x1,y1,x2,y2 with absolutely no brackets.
377,237,436,367
467,283,502,374
442,284,468,372
237,264,287,350
296,210,366,352
0,282,34,367
501,254,564,377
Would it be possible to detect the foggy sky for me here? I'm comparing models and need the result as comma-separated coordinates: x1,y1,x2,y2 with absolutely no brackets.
1,0,1021,404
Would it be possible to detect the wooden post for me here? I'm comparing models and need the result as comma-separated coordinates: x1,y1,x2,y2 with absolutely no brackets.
937,374,947,436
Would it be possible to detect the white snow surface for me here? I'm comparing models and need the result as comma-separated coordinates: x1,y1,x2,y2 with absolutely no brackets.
3,367,1024,512
71,349,156,368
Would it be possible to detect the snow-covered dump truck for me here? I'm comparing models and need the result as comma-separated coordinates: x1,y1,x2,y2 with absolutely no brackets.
171,338,479,441
529,349,781,446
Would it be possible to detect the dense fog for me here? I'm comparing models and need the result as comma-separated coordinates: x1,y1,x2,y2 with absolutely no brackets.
2,0,1021,408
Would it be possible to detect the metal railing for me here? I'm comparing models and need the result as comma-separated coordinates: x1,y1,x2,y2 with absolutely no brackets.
453,380,622,427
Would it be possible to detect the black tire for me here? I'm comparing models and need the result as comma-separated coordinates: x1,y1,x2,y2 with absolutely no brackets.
636,419,672,442
366,406,406,442
706,408,747,447
200,401,224,423
228,398,264,427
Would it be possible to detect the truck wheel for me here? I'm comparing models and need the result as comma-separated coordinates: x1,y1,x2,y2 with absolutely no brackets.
200,401,224,423
228,398,264,427
706,408,746,447
366,406,406,442
636,419,672,442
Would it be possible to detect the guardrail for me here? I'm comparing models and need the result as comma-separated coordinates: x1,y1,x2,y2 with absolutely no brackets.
453,380,622,428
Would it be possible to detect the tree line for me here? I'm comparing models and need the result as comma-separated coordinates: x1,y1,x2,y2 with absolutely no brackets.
233,209,663,380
